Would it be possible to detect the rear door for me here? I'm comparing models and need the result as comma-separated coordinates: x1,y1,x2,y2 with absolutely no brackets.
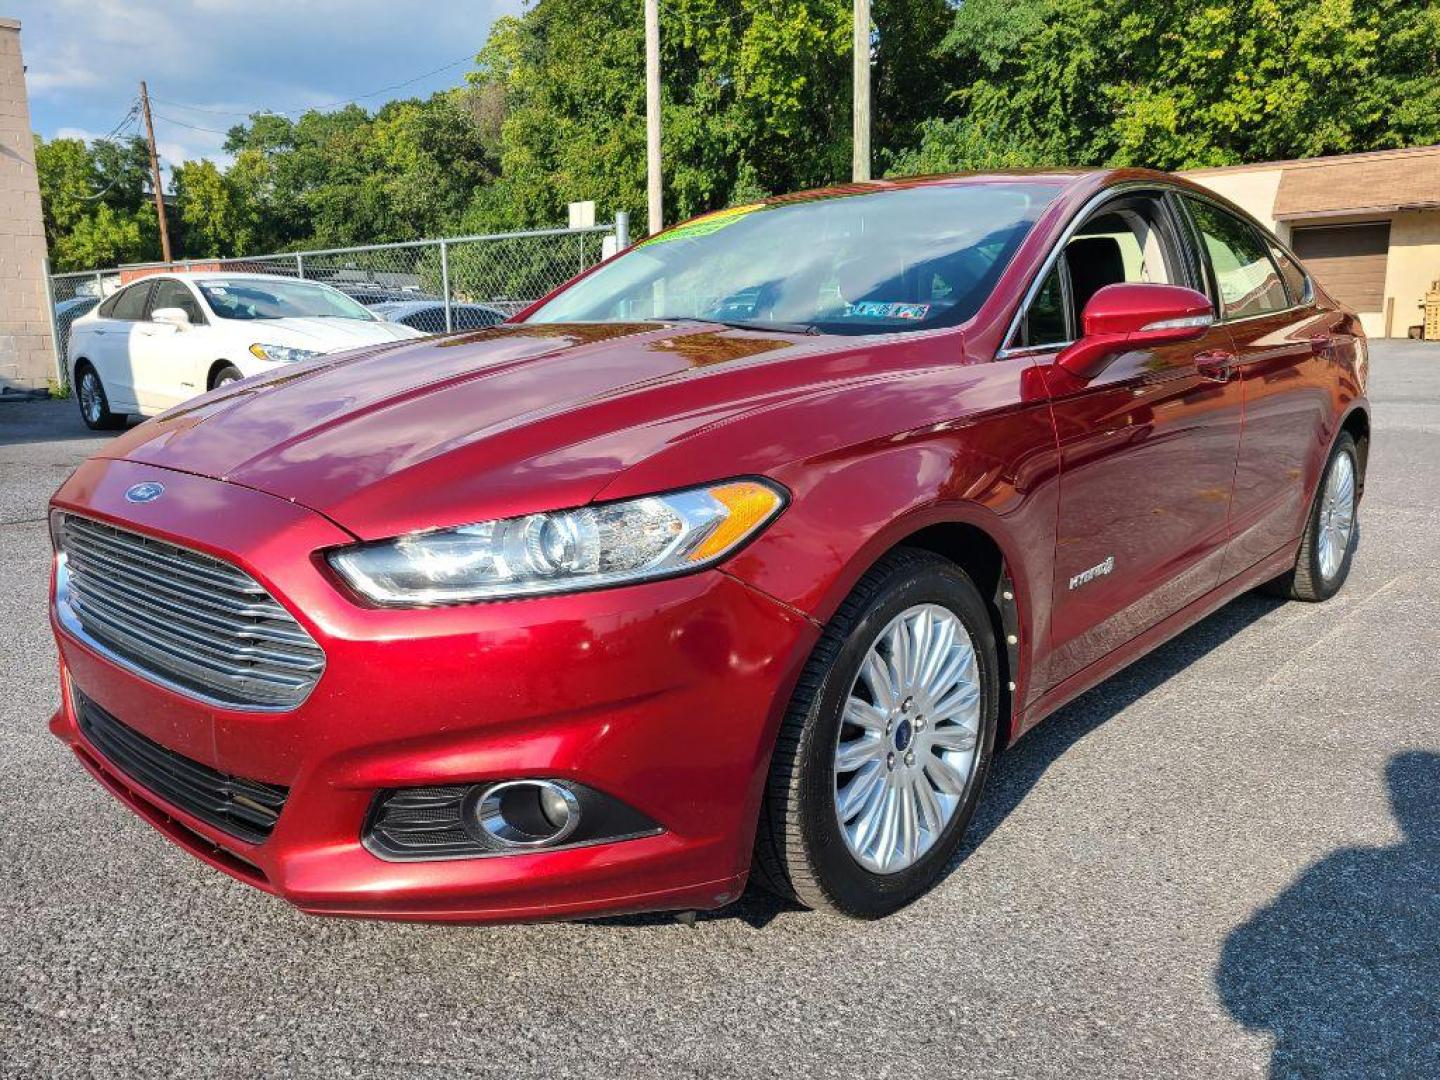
1182,197,1346,577
89,281,154,411
1025,189,1245,689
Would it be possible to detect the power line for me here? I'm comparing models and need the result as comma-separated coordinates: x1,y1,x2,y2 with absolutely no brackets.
152,48,481,122
154,113,233,136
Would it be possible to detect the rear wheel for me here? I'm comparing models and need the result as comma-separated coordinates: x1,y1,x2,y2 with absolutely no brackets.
74,363,125,431
753,548,998,917
1266,431,1360,602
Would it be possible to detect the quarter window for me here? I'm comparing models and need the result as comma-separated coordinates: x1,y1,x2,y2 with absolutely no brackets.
1267,242,1312,306
1186,200,1290,319
1022,266,1068,347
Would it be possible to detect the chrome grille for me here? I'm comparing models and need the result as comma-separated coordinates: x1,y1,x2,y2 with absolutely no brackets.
57,514,325,709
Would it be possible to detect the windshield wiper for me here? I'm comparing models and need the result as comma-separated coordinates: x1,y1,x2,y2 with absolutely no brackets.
653,315,821,336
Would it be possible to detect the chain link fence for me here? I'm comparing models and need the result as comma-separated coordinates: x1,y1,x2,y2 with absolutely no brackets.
46,217,626,386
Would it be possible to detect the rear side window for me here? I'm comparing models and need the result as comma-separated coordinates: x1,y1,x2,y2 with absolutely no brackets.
107,283,153,321
1186,199,1290,319
1267,243,1312,306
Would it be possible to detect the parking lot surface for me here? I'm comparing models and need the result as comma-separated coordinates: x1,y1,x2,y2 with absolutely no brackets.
2,342,1437,1079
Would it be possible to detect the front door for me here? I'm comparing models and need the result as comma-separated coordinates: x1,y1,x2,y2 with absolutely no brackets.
134,278,212,411
1032,191,1245,689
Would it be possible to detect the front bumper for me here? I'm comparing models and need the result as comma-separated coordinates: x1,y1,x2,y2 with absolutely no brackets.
49,458,817,922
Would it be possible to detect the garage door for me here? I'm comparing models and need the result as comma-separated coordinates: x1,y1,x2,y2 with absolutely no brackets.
1291,222,1390,311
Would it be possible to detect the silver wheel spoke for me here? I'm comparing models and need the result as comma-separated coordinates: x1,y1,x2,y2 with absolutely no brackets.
835,733,884,772
844,699,887,733
924,753,970,797
930,725,977,752
833,603,983,874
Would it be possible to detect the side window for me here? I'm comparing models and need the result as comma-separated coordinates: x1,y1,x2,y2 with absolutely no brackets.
1185,199,1290,319
149,279,206,323
1267,242,1312,306
1063,200,1189,327
108,283,153,321
1022,266,1069,347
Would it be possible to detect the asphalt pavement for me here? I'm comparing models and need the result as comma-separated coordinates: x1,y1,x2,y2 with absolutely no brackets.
2,341,1436,1079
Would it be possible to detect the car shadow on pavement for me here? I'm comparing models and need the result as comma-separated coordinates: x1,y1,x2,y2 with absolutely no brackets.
1215,750,1440,1079
598,591,1287,931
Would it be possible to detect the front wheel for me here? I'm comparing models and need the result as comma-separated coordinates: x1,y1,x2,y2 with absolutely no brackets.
211,363,244,389
752,548,999,918
1266,431,1360,602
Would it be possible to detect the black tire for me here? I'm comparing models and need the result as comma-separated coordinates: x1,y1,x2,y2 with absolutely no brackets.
752,548,999,918
74,362,126,431
211,364,244,389
1265,431,1360,602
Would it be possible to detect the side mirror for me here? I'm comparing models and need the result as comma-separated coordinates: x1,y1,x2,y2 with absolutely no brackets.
151,306,191,330
1056,283,1214,381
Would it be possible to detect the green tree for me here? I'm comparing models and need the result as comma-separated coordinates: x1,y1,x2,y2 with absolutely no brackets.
468,0,960,233
895,0,1440,175
35,134,161,270
171,158,255,257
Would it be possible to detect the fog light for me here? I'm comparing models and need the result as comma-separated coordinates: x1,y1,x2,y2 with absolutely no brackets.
473,780,581,848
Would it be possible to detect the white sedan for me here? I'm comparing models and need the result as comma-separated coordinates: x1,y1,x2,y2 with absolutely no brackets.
67,272,424,429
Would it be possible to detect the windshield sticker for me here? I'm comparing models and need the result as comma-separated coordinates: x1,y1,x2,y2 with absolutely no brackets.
207,287,229,295
847,301,931,320
639,203,763,247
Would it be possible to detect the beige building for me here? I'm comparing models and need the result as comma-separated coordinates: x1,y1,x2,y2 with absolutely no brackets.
1185,145,1440,339
0,16,55,392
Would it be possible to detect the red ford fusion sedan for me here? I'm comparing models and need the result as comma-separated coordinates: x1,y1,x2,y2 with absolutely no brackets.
48,170,1368,922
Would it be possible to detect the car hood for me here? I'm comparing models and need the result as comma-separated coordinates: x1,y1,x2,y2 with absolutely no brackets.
99,322,892,539
238,316,423,349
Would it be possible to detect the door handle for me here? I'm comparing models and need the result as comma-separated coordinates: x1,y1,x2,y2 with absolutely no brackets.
1194,350,1237,383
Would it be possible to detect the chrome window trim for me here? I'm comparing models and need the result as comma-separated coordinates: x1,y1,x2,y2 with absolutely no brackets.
54,523,324,714
998,181,1319,361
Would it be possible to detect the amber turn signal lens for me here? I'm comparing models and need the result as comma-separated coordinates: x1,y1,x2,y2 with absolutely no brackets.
687,481,786,563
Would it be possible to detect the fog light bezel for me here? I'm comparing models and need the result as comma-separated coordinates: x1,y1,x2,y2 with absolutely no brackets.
362,778,662,862
468,779,582,849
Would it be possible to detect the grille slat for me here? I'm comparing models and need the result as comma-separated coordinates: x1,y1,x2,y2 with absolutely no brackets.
58,514,325,710
62,528,289,619
76,693,288,844
65,517,266,595
65,568,314,649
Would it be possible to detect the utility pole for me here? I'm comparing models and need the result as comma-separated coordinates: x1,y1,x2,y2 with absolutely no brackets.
645,0,663,234
852,0,871,182
138,80,172,263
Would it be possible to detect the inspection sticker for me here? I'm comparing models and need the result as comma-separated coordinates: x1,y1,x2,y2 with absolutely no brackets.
848,302,931,320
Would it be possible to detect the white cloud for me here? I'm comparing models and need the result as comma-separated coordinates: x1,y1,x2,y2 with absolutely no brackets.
13,0,524,166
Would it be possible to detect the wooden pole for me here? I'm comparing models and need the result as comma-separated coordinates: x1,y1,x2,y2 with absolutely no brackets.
645,0,663,234
138,81,172,263
852,0,871,182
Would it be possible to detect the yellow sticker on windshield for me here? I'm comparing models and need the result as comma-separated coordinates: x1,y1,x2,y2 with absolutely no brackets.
639,203,763,246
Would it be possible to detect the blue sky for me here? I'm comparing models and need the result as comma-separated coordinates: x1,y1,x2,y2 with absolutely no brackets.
10,0,522,172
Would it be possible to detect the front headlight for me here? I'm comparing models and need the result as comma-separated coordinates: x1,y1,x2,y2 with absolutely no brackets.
328,479,787,605
249,343,322,363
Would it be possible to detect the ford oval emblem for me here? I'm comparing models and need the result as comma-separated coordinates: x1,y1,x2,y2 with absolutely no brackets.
124,482,165,504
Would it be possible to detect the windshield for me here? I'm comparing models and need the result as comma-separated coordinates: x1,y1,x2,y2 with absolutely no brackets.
197,279,376,321
526,182,1062,335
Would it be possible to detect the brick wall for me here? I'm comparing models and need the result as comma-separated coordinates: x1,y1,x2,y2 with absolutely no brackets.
0,18,57,392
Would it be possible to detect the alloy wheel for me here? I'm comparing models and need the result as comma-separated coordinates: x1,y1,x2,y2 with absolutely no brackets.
1317,449,1356,582
79,372,101,424
833,603,982,874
